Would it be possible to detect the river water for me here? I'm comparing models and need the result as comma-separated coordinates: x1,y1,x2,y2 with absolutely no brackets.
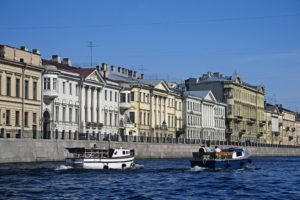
0,157,299,200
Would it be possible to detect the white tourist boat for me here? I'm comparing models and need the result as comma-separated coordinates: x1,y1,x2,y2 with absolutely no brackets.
65,147,135,169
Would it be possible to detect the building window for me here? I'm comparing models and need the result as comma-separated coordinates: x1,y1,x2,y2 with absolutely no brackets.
55,106,59,122
109,113,112,126
6,110,10,125
15,111,20,126
6,77,11,96
105,90,107,100
53,78,57,90
69,108,72,122
115,114,118,126
63,82,66,94
44,77,50,90
69,83,72,95
144,112,146,125
24,112,28,127
62,107,66,122
75,108,79,123
115,92,118,102
129,112,135,123
32,113,37,125
25,80,29,99
130,92,135,102
120,93,126,103
75,85,79,96
16,78,20,97
110,91,112,101
104,112,107,125
33,81,37,100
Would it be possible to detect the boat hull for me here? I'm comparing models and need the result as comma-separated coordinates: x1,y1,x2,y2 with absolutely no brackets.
190,158,251,170
65,157,135,170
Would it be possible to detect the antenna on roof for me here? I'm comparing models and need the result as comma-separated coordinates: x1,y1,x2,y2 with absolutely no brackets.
138,64,146,73
234,69,238,76
87,41,96,67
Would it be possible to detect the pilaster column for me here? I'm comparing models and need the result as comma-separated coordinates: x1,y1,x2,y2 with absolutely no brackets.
164,98,167,124
160,97,163,124
151,95,155,128
156,96,159,125
93,88,97,123
81,86,86,123
87,87,91,122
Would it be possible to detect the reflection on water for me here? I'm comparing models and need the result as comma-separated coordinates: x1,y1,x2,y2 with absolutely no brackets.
0,157,300,199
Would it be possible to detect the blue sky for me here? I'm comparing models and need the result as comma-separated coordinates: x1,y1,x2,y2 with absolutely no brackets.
1,0,300,110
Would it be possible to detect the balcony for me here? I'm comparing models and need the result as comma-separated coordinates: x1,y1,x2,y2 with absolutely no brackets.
43,89,58,104
120,102,131,109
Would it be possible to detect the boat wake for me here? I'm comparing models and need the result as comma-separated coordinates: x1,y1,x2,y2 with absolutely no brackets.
55,165,73,171
132,163,144,169
190,166,207,172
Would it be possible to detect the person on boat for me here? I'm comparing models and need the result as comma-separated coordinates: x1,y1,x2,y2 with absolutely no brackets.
214,146,221,152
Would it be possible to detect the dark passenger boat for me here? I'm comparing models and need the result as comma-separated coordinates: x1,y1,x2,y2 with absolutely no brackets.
190,147,252,170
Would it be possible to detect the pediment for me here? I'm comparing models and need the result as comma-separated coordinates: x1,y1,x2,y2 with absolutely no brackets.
86,70,105,84
204,91,217,102
154,81,170,92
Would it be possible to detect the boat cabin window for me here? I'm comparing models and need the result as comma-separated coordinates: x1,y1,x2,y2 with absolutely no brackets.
237,152,242,157
123,151,126,155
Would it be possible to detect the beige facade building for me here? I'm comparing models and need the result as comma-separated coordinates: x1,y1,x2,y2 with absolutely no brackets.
185,72,266,142
278,105,296,145
0,45,43,138
101,65,183,138
265,103,283,144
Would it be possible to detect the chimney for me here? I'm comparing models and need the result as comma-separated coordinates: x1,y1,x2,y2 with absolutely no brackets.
20,46,28,51
111,65,115,72
141,73,144,79
118,67,121,73
32,49,41,55
52,55,61,63
102,63,108,71
62,58,72,66
128,70,133,77
96,65,100,72
133,71,137,78
213,72,220,78
122,67,125,74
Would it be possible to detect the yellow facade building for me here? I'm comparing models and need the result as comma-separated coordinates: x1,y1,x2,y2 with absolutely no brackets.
101,65,182,138
185,72,266,142
0,45,43,138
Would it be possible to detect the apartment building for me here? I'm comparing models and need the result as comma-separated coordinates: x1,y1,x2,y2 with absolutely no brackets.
100,64,183,138
182,90,226,141
0,45,43,138
42,58,120,140
185,72,266,142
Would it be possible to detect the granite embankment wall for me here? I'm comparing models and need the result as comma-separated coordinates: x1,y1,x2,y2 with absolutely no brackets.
1,139,300,163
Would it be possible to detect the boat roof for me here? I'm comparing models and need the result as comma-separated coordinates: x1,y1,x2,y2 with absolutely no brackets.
221,148,244,153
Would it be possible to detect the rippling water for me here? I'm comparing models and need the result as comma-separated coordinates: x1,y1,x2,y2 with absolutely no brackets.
0,157,300,199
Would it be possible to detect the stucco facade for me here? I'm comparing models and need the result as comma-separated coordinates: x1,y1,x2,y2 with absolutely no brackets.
182,90,226,141
185,72,266,142
101,65,182,138
42,58,121,141
0,45,43,139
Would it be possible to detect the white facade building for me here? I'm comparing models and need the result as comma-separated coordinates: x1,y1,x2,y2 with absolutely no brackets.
183,90,226,141
42,57,121,140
